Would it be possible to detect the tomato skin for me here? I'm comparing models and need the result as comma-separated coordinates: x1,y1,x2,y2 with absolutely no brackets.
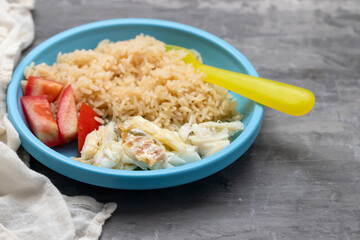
25,76,64,102
21,95,60,147
78,102,102,156
57,85,78,145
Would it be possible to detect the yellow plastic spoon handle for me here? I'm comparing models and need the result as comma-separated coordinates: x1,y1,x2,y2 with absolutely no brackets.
199,64,315,116
165,44,315,116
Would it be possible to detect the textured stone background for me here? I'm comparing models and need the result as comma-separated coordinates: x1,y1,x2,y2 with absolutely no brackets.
26,0,360,239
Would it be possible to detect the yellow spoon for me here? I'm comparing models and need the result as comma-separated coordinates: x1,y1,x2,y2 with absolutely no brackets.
166,45,315,116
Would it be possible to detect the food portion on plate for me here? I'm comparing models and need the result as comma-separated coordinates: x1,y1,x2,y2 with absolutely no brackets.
21,34,244,170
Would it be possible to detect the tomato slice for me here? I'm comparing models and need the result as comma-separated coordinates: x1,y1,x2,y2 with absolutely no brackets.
57,85,78,144
78,102,102,156
25,76,64,102
21,95,60,147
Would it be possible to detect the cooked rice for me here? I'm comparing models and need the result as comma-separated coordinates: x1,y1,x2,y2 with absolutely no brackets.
24,35,240,130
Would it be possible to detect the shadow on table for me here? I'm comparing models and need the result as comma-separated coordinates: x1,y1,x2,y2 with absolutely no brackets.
30,148,255,215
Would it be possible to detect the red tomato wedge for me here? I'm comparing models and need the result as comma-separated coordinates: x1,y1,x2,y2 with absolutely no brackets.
78,102,102,156
25,76,64,102
57,85,78,144
21,95,60,147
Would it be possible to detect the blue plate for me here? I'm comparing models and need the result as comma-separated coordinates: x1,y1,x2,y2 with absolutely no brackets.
7,19,263,189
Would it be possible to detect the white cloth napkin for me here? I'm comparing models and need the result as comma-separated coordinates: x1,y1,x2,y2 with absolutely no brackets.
0,1,117,239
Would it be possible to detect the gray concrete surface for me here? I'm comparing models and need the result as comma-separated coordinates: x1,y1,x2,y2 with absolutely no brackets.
26,0,360,239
